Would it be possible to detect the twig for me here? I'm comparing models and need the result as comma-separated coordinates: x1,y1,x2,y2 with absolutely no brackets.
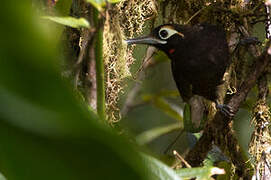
173,150,191,168
73,27,97,89
184,6,206,25
74,29,91,88
121,46,157,117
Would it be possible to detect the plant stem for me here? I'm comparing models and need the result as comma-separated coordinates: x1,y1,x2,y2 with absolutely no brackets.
93,9,106,121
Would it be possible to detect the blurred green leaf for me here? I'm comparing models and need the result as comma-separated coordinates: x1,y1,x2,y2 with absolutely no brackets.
0,173,6,180
241,98,255,111
108,0,123,3
0,1,152,180
156,90,180,98
141,153,181,180
153,51,170,63
48,0,73,42
176,166,225,180
55,0,73,16
142,90,179,100
136,123,181,145
154,98,183,121
142,94,183,121
86,0,122,11
217,161,232,180
85,0,103,11
43,16,90,28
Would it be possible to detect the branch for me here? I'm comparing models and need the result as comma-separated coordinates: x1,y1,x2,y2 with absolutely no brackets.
74,29,91,88
185,41,271,177
93,8,106,121
250,73,271,179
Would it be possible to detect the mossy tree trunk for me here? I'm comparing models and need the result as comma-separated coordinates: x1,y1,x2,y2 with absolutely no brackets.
61,0,271,179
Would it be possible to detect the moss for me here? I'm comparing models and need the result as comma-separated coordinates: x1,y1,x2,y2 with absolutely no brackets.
249,100,271,166
103,0,157,123
103,0,265,126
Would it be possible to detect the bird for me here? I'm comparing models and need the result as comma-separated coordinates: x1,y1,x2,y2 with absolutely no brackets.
126,24,233,117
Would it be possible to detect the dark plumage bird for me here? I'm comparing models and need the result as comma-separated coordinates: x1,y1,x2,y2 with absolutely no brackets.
126,24,233,117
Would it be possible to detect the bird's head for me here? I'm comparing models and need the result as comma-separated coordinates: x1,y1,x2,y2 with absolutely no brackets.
125,24,185,55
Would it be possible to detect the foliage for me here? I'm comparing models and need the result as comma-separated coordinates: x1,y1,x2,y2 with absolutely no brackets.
142,92,182,121
136,123,180,145
43,16,90,28
85,0,122,11
0,1,227,180
141,154,182,180
103,0,157,122
1,0,270,179
0,1,143,179
176,166,225,180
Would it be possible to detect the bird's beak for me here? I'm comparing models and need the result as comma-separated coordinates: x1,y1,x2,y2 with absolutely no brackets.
125,36,167,45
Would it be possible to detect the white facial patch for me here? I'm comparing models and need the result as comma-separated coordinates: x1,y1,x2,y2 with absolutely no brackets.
158,26,184,40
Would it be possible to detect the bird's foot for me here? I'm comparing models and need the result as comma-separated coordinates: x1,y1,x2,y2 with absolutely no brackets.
239,37,261,46
215,102,234,118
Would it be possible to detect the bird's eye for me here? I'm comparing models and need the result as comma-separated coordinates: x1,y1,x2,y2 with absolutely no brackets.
159,30,169,39
158,27,183,40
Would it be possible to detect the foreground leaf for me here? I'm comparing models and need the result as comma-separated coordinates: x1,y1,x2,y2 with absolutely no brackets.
0,173,6,180
142,94,183,121
176,166,225,180
86,0,122,11
43,16,90,28
0,2,149,179
136,123,181,145
141,153,181,180
55,0,73,16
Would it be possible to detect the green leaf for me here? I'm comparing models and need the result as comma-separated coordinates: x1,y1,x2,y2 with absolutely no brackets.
156,90,180,98
0,173,6,180
85,0,122,11
176,166,225,180
55,0,73,16
42,16,90,28
108,0,122,3
50,0,73,42
142,94,183,121
86,0,104,11
136,123,181,145
141,153,181,180
0,2,150,180
154,98,183,121
153,51,170,63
